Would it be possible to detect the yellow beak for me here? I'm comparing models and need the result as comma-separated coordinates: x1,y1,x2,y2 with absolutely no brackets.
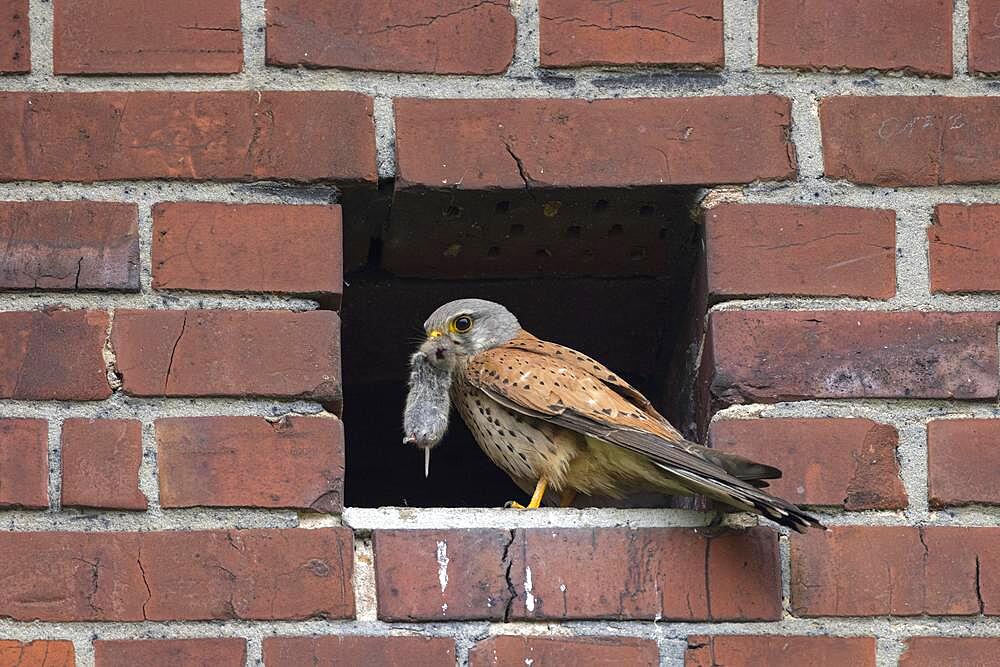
428,330,442,339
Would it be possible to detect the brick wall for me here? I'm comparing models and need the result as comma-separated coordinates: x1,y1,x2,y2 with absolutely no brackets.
1,1,999,666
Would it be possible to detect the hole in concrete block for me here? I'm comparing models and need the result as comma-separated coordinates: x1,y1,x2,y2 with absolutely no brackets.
342,185,703,508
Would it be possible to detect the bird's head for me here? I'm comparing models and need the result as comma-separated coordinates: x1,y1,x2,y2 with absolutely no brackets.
419,298,520,371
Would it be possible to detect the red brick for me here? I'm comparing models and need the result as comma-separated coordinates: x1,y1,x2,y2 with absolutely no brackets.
539,0,723,68
710,418,906,510
928,419,1000,507
152,203,342,305
395,96,796,189
0,528,354,621
705,204,896,300
0,310,111,400
266,0,516,74
54,0,242,74
900,637,1000,667
0,0,28,73
758,0,952,76
156,416,343,512
790,526,1000,616
0,201,139,291
263,636,455,666
374,527,780,622
0,92,375,183
970,0,1000,75
685,636,876,667
94,639,245,667
0,640,74,667
374,528,513,621
61,419,146,511
0,419,47,509
821,96,1000,186
929,204,1000,293
703,311,999,407
111,310,342,409
470,636,658,667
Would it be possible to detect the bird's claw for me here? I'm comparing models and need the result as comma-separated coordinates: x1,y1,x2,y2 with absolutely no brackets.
504,500,527,510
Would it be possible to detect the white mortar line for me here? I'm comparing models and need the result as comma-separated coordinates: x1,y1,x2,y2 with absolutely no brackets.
241,0,267,76
509,0,541,78
954,0,971,77
27,0,52,77
373,96,397,180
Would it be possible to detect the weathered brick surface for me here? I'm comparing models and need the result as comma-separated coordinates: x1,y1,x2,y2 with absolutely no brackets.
704,311,1000,406
928,419,1000,507
0,0,28,73
929,204,1000,293
54,0,243,74
899,637,1000,666
685,635,877,667
0,640,74,666
61,418,146,511
0,201,139,291
0,418,48,509
709,418,906,510
152,202,343,305
821,96,1000,185
94,639,246,667
111,310,342,408
374,527,780,621
395,97,796,189
470,636,658,667
0,310,111,400
704,204,896,299
156,416,344,512
539,0,723,68
0,528,354,621
263,636,456,666
0,92,376,183
758,0,952,76
266,0,516,74
969,0,1000,75
791,526,999,616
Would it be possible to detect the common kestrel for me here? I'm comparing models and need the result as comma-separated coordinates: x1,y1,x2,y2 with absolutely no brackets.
404,298,822,532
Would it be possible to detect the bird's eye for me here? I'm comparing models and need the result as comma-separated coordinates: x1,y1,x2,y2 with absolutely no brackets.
451,316,473,333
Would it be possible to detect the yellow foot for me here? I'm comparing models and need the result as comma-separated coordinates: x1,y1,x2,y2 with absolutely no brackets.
505,477,549,510
505,500,527,510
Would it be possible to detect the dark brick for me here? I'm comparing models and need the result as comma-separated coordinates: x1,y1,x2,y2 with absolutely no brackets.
156,416,343,512
0,640,74,666
471,636,658,667
686,635,876,667
539,0,723,68
94,639,246,667
0,528,354,621
0,92,375,183
710,418,906,510
111,310,342,410
266,0,516,74
969,0,1000,75
821,96,1000,186
0,419,48,509
928,419,1000,507
0,310,111,400
54,0,242,74
263,636,455,667
0,0,28,73
61,419,146,511
0,201,139,291
395,97,796,189
900,637,1000,667
791,526,999,616
929,204,1000,293
152,202,342,305
704,310,1000,406
705,204,896,299
758,0,952,76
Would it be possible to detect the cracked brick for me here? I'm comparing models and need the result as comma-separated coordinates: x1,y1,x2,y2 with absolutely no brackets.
61,419,147,511
266,0,515,74
54,0,243,74
930,204,1000,293
0,640,74,667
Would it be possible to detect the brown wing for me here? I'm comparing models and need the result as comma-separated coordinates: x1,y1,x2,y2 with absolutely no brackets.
465,333,821,532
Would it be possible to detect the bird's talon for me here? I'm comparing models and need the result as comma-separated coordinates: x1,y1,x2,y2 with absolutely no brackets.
505,501,527,509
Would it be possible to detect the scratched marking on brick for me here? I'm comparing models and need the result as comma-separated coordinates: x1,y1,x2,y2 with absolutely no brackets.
877,114,967,140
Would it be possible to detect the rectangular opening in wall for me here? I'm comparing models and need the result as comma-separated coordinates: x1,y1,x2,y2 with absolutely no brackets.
341,185,704,508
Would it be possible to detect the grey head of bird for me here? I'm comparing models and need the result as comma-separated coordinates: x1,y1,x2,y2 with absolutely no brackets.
419,298,521,373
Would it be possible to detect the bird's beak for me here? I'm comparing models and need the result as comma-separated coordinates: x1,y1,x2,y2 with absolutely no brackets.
428,329,442,339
